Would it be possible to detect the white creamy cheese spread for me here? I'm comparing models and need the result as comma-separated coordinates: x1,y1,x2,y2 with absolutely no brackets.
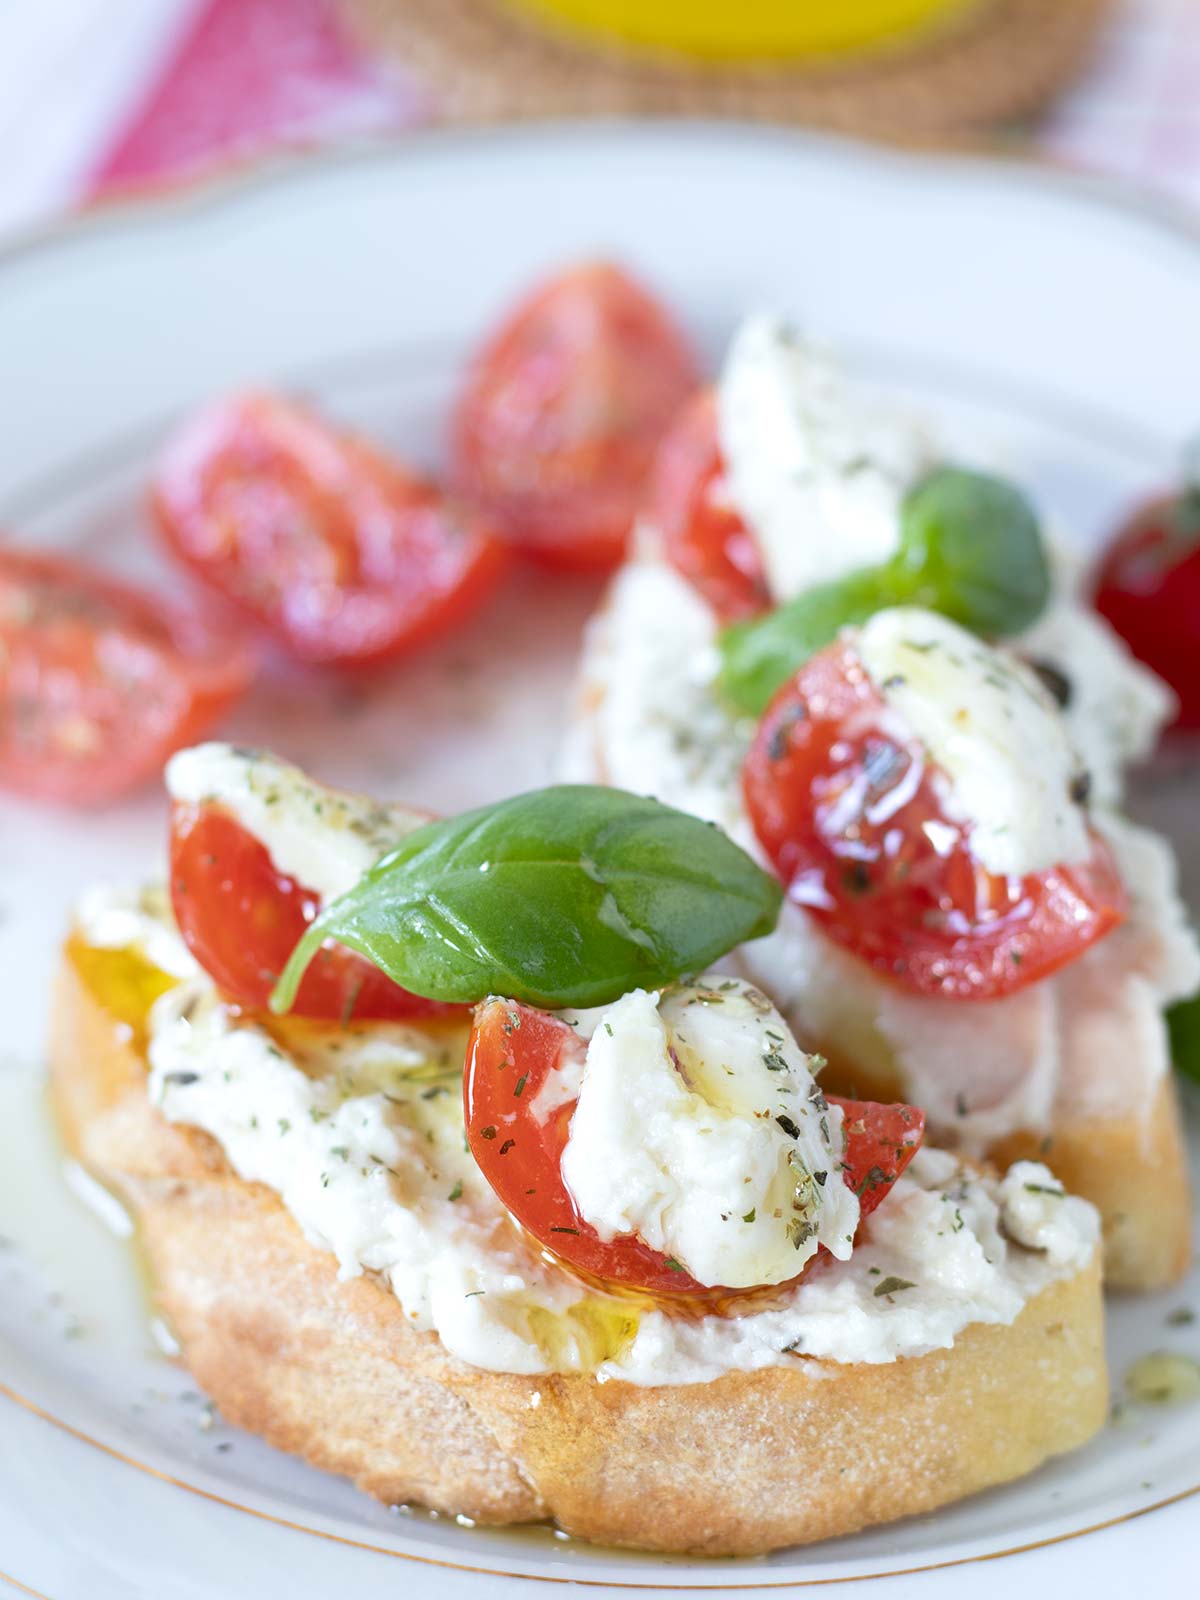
136,962,1096,1383
1017,600,1175,809
561,983,858,1289
855,607,1091,877
568,559,753,840
166,743,426,902
715,314,930,602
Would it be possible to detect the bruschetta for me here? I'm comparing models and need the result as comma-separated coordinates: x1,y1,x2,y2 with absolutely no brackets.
51,747,1107,1554
565,316,1199,1291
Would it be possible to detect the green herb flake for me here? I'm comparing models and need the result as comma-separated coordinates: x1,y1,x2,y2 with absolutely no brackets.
873,1276,916,1299
855,1165,890,1197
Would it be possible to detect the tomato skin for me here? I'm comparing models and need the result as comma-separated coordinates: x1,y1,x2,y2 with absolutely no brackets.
743,643,1127,1001
465,997,923,1301
649,388,769,622
451,262,700,571
838,1099,925,1209
0,544,252,807
1093,490,1200,728
153,393,509,667
170,803,464,1021
465,1000,696,1293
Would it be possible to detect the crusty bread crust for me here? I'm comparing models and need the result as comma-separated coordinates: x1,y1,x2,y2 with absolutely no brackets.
49,950,1108,1556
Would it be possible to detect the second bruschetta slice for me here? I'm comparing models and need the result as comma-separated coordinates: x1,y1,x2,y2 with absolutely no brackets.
567,318,1198,1290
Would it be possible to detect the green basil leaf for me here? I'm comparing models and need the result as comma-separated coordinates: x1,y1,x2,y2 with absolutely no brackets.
717,568,891,716
1167,991,1200,1084
890,466,1050,638
269,785,783,1013
716,463,1050,716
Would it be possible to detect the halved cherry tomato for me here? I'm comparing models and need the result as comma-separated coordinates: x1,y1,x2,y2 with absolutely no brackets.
743,642,1126,1001
0,545,251,807
648,388,769,622
451,262,700,570
170,803,463,1021
465,997,923,1299
1094,475,1200,727
153,393,508,667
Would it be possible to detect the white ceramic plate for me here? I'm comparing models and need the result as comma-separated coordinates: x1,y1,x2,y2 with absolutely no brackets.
1,125,1198,1599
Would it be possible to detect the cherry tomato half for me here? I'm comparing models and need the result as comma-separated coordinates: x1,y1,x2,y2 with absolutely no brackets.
1094,478,1200,727
465,997,923,1300
153,393,508,667
0,544,252,807
647,388,769,622
170,803,464,1021
743,642,1126,1001
451,262,700,571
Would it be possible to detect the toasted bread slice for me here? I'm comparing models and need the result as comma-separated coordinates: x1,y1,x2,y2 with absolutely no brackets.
49,947,1107,1556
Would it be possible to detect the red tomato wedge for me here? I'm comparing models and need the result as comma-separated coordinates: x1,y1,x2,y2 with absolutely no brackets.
465,997,923,1300
743,642,1127,1001
451,262,700,571
648,388,769,622
1094,484,1200,727
170,803,464,1021
153,393,508,667
0,545,252,807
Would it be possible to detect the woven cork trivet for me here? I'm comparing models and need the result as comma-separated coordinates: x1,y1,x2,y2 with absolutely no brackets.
341,0,1112,138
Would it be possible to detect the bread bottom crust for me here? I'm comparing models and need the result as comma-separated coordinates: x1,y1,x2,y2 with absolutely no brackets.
49,953,1109,1556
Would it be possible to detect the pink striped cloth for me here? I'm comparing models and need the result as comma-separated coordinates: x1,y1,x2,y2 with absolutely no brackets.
88,0,429,197
2,0,1198,231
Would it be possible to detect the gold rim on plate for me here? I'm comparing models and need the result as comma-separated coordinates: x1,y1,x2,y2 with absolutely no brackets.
2,1380,1198,1589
